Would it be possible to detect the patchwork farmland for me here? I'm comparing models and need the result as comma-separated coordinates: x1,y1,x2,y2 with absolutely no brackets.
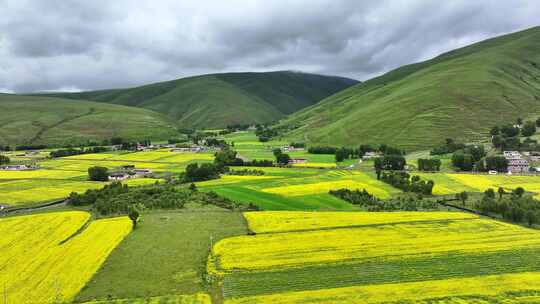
3,129,540,303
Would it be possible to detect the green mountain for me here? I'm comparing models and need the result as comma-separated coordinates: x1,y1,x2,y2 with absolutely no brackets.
283,26,540,151
0,94,177,146
45,71,358,129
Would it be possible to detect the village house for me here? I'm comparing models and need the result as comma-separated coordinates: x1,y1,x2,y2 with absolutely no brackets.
108,172,131,181
503,151,529,174
288,158,307,165
507,159,530,174
362,152,381,160
0,164,37,171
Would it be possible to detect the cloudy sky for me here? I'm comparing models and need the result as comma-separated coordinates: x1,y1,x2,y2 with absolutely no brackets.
1,0,539,93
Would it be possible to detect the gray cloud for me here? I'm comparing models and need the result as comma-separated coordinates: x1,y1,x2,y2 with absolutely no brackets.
0,0,539,93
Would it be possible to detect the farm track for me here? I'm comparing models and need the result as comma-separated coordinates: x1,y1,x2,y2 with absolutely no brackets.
29,108,97,143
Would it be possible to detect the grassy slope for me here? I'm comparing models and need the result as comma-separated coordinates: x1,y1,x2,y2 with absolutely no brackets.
283,26,540,151
76,210,247,301
43,71,358,128
0,94,177,146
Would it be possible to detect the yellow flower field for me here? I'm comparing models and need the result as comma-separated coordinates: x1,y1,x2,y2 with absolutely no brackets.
0,179,104,205
225,272,540,304
261,179,392,198
243,211,478,233
0,169,86,180
82,293,211,304
212,217,540,272
292,162,336,168
0,212,131,303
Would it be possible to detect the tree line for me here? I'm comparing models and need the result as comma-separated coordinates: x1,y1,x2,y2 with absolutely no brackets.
329,188,437,211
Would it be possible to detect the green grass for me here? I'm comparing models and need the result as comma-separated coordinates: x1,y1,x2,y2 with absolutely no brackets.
42,71,358,129
0,94,177,146
283,26,540,151
75,210,247,301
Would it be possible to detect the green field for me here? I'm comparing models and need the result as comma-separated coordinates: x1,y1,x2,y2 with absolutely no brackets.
283,26,540,150
43,71,357,129
76,210,247,302
0,94,177,146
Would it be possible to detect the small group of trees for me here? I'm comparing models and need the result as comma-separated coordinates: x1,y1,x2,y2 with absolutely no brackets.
181,163,221,182
50,146,108,158
475,186,540,226
0,155,10,165
68,182,258,218
329,188,437,211
490,117,540,151
255,125,278,142
451,145,486,171
88,166,109,181
380,172,435,195
374,155,407,173
273,148,291,165
417,159,442,171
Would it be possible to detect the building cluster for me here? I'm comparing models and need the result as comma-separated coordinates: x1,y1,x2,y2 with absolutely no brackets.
0,164,39,171
503,151,530,174
108,166,153,181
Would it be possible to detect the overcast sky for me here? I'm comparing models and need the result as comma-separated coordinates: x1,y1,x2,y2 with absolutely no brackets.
1,0,539,93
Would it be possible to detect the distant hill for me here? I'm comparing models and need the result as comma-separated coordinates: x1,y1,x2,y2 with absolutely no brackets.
0,94,177,146
44,71,358,129
283,26,540,151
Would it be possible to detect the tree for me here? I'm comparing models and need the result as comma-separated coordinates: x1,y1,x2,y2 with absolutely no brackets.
485,156,508,172
456,191,468,206
498,187,506,200
536,117,540,127
272,148,283,158
517,117,523,126
500,124,520,137
189,183,197,191
525,210,537,227
522,121,537,137
128,204,141,229
490,126,500,136
513,187,525,198
276,153,291,166
0,155,10,165
335,148,348,162
452,152,473,171
88,166,109,181
484,188,496,199
491,135,503,149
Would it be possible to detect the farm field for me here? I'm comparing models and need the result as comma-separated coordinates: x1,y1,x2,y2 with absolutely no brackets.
0,211,131,304
0,149,212,207
197,167,399,210
76,210,247,302
417,172,540,198
81,293,212,304
209,211,540,303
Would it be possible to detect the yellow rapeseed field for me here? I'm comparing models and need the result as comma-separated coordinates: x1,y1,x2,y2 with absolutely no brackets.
224,272,540,304
212,218,540,272
81,293,212,304
0,211,131,303
292,162,336,168
261,179,391,198
0,179,104,205
0,169,86,180
243,211,478,233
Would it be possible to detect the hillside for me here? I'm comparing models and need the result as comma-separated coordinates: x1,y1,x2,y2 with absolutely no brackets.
42,71,358,129
0,94,178,146
283,26,540,151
